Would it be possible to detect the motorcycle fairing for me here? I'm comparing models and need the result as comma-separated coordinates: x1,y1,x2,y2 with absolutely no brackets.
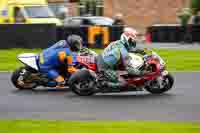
17,53,39,71
76,56,97,71
128,53,144,69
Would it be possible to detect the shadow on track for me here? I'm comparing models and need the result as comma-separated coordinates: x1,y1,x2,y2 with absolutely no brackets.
12,88,175,101
68,92,175,101
12,87,71,95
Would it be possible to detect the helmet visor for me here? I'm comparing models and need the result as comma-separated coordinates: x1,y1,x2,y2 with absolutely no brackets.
73,41,82,51
128,38,136,48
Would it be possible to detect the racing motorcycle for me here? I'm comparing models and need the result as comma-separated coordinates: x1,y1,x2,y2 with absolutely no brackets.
68,49,174,96
11,49,97,90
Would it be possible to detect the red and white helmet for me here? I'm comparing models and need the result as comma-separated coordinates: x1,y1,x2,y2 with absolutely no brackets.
120,27,138,49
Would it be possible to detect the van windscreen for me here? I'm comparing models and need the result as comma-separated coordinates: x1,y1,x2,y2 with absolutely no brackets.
24,6,55,18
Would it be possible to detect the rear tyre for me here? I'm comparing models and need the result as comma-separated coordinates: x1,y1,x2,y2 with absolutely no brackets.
145,73,174,94
69,70,95,96
71,78,95,96
11,67,37,90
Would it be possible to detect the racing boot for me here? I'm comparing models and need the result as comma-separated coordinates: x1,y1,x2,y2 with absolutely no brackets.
54,76,66,89
101,81,127,92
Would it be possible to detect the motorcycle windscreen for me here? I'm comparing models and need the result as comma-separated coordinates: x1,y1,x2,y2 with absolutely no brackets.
17,53,39,71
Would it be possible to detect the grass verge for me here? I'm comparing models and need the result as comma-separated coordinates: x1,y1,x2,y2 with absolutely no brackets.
0,48,200,71
0,120,199,133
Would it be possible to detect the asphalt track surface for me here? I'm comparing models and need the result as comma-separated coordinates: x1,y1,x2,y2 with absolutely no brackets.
0,72,200,122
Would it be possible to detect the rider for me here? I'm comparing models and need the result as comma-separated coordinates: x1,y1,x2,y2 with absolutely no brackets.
38,35,83,88
97,27,148,89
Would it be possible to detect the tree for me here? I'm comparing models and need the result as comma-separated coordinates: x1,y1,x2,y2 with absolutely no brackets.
177,8,193,26
177,0,200,25
190,0,200,14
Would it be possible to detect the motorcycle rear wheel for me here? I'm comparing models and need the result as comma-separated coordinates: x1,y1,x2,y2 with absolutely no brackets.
145,73,174,94
11,67,37,90
71,78,95,96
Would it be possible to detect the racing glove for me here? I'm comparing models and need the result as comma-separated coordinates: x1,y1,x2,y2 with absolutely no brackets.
66,56,77,74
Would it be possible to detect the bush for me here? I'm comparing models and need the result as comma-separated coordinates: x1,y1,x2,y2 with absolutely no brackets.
177,8,193,26
190,0,200,14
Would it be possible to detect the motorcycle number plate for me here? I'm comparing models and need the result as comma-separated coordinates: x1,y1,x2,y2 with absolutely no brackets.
162,70,168,76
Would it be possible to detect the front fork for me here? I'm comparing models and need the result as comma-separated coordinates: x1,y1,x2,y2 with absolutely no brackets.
155,70,169,88
144,69,169,89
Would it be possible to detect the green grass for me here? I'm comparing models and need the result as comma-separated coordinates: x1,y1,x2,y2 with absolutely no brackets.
153,49,200,71
0,120,199,133
0,48,200,71
0,49,42,71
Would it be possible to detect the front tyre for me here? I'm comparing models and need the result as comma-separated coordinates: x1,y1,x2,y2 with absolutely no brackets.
11,67,37,90
145,73,174,94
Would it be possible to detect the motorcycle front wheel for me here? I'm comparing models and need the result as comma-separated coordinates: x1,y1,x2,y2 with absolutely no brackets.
11,67,37,90
145,73,174,94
